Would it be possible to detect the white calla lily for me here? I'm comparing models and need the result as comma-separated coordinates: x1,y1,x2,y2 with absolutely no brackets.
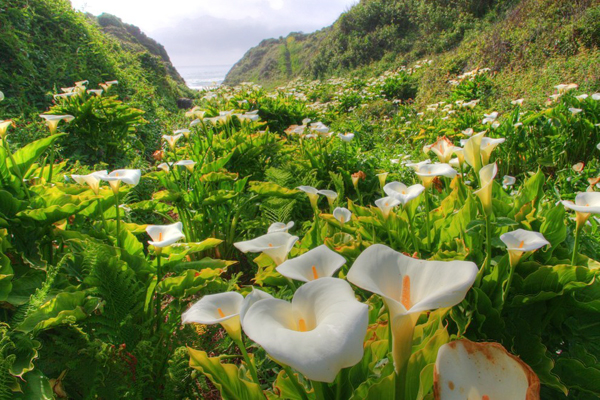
480,137,505,165
383,182,425,206
474,163,498,216
376,172,389,190
333,207,352,225
500,229,549,266
97,169,141,194
162,133,183,150
234,232,299,265
318,189,338,208
427,136,455,163
268,221,294,233
347,244,477,374
0,120,14,139
415,164,458,189
174,129,191,139
434,339,540,400
174,160,196,172
405,159,431,171
71,170,108,195
182,292,244,341
464,131,485,172
276,245,346,282
241,277,368,383
503,175,516,187
297,185,320,209
375,196,401,219
239,288,273,323
146,222,185,249
157,162,172,172
338,133,354,142
39,114,75,134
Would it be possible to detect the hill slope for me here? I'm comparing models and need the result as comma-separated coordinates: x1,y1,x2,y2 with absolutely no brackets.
0,0,191,116
224,0,600,103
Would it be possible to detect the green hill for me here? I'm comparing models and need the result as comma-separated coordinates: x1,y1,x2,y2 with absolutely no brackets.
0,0,191,116
224,0,600,104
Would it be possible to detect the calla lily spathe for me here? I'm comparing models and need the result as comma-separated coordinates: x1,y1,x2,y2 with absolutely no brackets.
268,221,295,233
71,170,108,195
146,222,185,249
297,185,320,209
98,169,141,194
347,244,477,373
474,163,498,216
333,207,352,225
276,244,346,282
239,288,273,323
463,131,485,172
426,136,455,163
376,172,389,189
480,137,505,165
174,160,196,172
0,120,14,139
317,189,338,208
562,192,600,227
174,129,191,139
234,232,299,265
500,229,549,266
338,133,355,142
503,175,516,187
434,339,540,400
39,114,75,134
415,164,458,188
383,182,425,206
241,277,368,383
182,292,244,341
375,196,401,219
162,133,183,150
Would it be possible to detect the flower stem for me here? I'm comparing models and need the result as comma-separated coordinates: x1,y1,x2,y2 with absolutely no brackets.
312,381,328,400
282,365,309,400
424,190,432,251
115,190,122,248
155,251,162,334
485,214,492,270
571,225,581,266
406,208,420,257
235,338,260,385
97,198,108,232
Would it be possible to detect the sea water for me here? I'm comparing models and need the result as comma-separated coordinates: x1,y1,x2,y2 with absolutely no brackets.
177,64,232,90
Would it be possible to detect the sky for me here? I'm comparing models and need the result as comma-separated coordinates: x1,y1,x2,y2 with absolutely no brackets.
71,0,357,67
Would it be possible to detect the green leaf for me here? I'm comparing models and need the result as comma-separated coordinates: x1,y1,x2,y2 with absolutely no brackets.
249,181,300,198
8,133,66,177
188,347,264,400
13,370,53,400
159,269,226,297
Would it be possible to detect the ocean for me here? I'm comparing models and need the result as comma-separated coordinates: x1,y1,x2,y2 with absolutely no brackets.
177,64,232,90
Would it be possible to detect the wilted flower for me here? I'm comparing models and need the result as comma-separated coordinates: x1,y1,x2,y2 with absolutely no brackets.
351,171,366,188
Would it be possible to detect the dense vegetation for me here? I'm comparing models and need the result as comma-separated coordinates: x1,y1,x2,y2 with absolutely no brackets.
225,0,600,106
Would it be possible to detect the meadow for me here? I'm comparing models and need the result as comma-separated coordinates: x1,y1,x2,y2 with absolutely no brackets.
1,62,600,399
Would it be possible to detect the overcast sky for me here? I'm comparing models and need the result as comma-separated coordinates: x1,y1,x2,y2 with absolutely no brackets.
71,0,357,67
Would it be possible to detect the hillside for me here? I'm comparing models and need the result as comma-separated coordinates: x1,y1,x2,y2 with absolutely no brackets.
0,0,192,116
224,0,600,104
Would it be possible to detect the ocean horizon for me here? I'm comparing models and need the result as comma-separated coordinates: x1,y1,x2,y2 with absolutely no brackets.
176,64,232,90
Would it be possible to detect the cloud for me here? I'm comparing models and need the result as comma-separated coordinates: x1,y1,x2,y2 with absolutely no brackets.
72,0,357,66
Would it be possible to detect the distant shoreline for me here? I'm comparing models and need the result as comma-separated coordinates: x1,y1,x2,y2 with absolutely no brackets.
176,64,232,90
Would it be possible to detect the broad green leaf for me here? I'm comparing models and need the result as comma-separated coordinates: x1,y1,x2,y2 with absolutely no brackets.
8,133,66,177
159,268,226,297
249,181,299,198
188,347,264,400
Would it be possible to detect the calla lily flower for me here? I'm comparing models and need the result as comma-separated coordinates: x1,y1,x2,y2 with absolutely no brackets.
182,292,244,341
0,120,14,139
415,164,458,189
317,189,338,208
405,159,431,171
572,162,584,172
174,129,191,139
480,137,505,165
71,170,108,195
338,133,354,142
562,192,600,227
157,162,172,172
511,98,525,105
347,244,477,373
297,186,320,209
427,136,455,163
482,112,499,124
39,114,75,134
146,222,185,251
87,89,103,96
162,134,183,150
241,277,368,383
375,196,401,219
433,339,540,400
384,182,425,206
74,80,89,87
592,93,600,101
464,131,486,173
474,163,498,216
333,207,352,225
174,160,196,172
0,91,4,101
268,221,294,233
503,175,516,187
98,169,141,194
234,232,299,265
500,229,549,266
376,172,389,190
276,244,346,282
